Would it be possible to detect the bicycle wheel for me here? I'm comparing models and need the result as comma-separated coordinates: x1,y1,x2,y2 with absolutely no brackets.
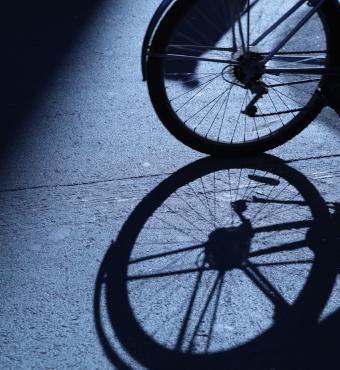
147,0,337,155
95,155,337,370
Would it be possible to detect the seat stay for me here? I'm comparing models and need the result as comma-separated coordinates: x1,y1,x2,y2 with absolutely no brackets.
251,0,307,47
261,0,327,65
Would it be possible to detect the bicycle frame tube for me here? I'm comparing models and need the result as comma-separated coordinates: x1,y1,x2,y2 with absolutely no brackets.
251,0,307,46
260,0,327,65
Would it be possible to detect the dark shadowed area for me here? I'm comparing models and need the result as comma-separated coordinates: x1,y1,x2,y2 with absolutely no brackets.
0,0,101,148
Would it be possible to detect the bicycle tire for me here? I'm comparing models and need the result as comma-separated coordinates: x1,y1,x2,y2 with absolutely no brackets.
147,0,338,155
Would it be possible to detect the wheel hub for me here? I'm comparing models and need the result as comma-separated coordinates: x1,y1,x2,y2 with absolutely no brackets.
203,227,251,272
233,51,265,85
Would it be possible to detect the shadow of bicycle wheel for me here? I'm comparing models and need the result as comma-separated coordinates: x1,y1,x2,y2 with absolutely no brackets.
94,154,339,370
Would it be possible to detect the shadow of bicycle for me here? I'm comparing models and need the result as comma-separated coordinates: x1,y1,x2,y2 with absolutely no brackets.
94,154,339,369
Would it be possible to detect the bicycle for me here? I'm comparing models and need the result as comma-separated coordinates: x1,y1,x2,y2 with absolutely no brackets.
142,0,340,155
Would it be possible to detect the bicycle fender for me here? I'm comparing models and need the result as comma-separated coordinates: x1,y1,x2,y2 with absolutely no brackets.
141,0,177,81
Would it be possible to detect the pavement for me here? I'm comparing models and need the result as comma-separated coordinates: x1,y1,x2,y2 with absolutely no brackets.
0,0,339,369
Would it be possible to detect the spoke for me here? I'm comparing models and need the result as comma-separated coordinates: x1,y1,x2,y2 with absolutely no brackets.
243,262,290,308
168,44,236,52
265,67,337,76
274,50,327,55
265,75,319,97
253,183,300,223
166,72,221,90
228,0,260,50
243,171,270,191
227,170,235,225
266,90,286,127
236,0,246,53
217,85,234,142
181,15,216,47
249,93,261,139
195,6,227,41
253,108,302,117
199,176,217,224
149,52,236,65
249,177,289,220
186,182,216,225
176,269,204,351
205,273,223,352
256,200,308,225
261,0,327,65
231,90,248,142
128,266,211,281
220,0,233,49
269,84,304,107
267,87,297,119
246,0,250,50
162,203,210,235
243,91,250,142
265,77,320,88
205,87,232,137
241,169,259,200
213,172,218,226
185,87,229,125
228,0,237,50
174,189,217,227
153,214,203,242
252,196,307,207
271,55,326,66
257,104,272,134
249,240,307,258
165,72,223,76
193,88,229,130
167,45,231,59
243,171,278,200
187,273,222,353
234,168,244,206
174,29,210,49
254,220,311,233
253,259,314,267
251,0,306,47
173,74,221,110
129,244,205,265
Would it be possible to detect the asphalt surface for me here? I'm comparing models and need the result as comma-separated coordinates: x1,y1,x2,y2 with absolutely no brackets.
0,0,339,369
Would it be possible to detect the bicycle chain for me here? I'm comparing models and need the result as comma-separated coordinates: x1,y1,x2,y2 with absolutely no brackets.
276,50,326,55
253,108,303,117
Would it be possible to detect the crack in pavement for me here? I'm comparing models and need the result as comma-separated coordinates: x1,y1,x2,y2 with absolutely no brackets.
0,172,172,194
285,153,340,164
0,153,340,194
